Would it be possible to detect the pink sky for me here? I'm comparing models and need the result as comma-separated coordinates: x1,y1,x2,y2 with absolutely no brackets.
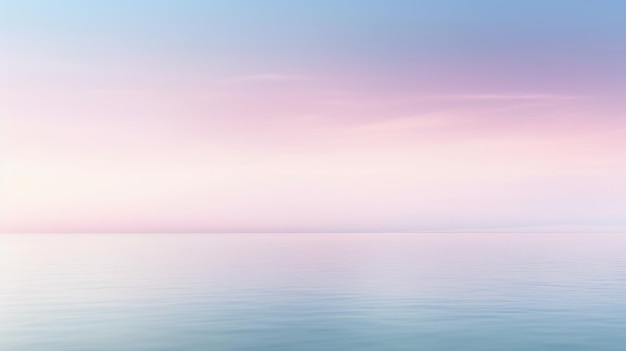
2,1,626,232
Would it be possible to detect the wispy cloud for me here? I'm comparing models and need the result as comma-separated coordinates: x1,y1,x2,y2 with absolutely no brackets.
224,74,312,83
320,92,588,108
421,93,587,101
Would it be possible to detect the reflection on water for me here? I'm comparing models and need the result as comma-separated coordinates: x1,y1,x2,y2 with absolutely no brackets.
1,233,626,351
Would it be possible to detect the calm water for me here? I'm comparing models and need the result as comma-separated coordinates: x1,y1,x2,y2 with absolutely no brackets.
2,233,626,351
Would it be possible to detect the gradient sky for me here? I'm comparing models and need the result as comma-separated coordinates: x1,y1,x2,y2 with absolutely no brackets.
2,0,626,233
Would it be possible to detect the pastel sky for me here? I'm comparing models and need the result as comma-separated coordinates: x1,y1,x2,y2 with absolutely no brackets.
2,0,626,233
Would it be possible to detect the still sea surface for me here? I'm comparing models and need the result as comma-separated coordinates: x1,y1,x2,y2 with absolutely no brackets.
1,233,626,351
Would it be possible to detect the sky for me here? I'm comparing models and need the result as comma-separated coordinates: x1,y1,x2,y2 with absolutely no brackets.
2,0,626,233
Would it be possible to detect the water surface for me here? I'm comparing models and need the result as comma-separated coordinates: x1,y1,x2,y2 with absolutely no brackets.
1,233,626,350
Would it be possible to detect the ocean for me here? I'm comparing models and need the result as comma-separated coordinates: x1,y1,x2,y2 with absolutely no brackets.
2,233,626,350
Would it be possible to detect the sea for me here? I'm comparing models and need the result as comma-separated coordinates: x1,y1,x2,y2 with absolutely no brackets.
1,233,626,350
